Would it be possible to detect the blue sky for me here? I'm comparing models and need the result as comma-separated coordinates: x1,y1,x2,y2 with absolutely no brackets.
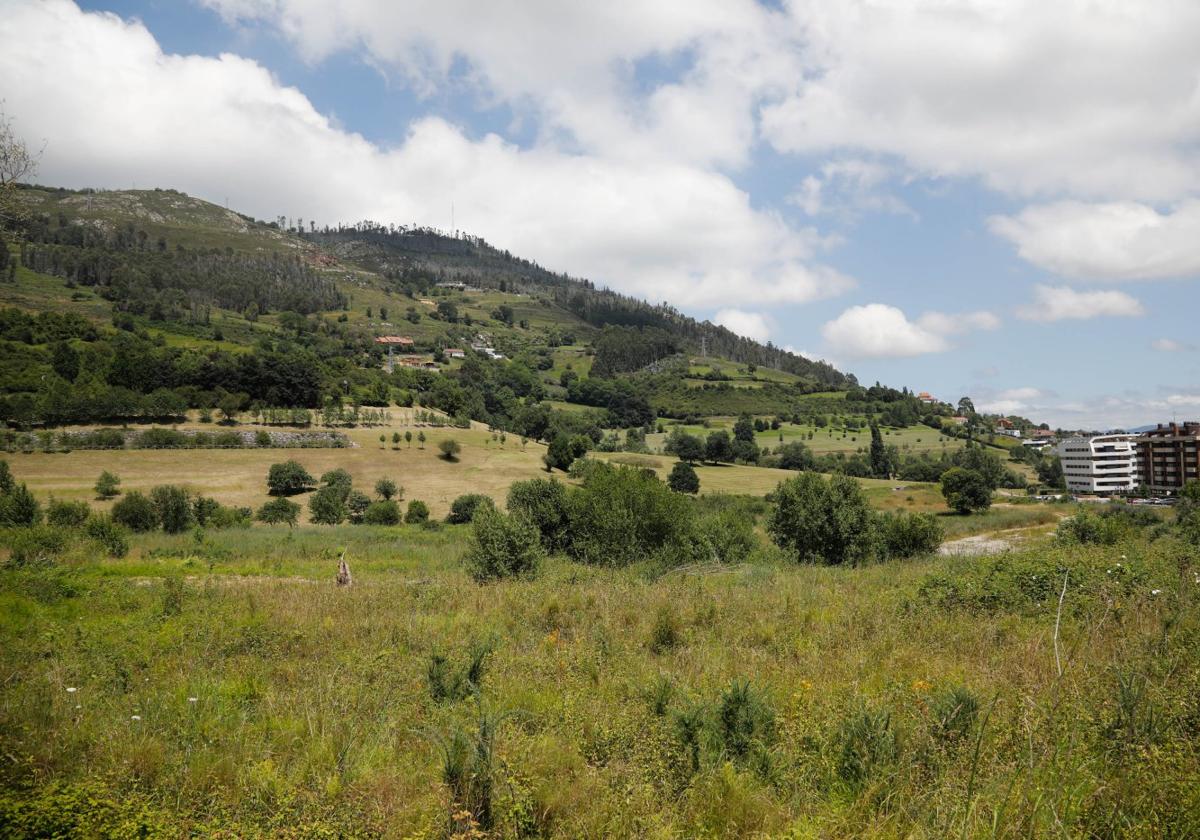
4,0,1200,429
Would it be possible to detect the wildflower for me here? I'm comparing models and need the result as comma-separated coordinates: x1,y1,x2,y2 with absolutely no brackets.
1151,589,1161,596
188,697,198,703
66,687,77,693
75,704,81,710
131,714,142,721
911,679,932,692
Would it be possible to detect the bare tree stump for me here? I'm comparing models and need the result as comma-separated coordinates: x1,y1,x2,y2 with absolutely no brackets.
336,551,352,587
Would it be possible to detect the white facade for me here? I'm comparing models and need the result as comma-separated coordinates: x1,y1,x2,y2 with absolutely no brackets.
1055,434,1141,495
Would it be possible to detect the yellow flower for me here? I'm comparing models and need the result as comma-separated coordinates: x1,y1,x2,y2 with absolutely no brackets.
911,679,932,692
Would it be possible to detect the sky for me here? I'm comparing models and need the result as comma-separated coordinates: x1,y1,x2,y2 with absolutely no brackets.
2,0,1199,430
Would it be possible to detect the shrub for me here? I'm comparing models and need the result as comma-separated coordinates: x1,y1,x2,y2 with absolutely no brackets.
150,485,194,534
345,490,372,524
696,508,758,564
464,509,544,581
447,493,495,524
438,438,462,461
544,433,589,471
668,461,700,494
835,705,897,787
0,460,12,494
319,468,353,501
309,486,347,525
767,473,876,565
362,500,401,525
717,679,775,763
566,462,698,567
1058,509,1123,545
206,504,252,529
506,478,570,551
649,605,682,654
267,460,315,496
256,496,300,527
83,514,129,558
254,430,272,447
0,483,43,527
405,500,430,525
47,499,90,528
111,491,158,532
878,511,944,559
941,467,992,514
7,525,72,567
191,496,221,527
374,477,399,500
929,685,979,748
93,470,121,499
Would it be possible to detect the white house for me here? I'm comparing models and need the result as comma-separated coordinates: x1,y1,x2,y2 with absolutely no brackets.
1055,434,1141,495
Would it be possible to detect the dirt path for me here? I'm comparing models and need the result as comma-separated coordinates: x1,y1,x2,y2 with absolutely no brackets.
938,513,1069,556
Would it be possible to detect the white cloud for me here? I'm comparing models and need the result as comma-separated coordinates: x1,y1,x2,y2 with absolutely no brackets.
989,200,1200,282
1152,338,1193,352
0,0,853,310
713,309,773,343
821,304,948,359
977,387,1047,415
917,310,1001,335
762,1,1200,202
788,158,915,221
1016,285,1144,322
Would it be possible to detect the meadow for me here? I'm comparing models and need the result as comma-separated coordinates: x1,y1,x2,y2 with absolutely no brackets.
2,520,1197,838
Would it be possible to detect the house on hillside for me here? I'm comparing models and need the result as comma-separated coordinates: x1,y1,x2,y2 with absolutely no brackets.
444,348,466,359
948,416,969,425
917,391,937,404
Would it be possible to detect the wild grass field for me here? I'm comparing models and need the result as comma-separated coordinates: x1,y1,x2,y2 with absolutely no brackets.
2,519,1198,838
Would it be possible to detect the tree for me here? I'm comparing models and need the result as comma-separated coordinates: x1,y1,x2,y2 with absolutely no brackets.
667,461,700,494
0,482,42,527
464,508,545,582
705,430,734,463
776,442,814,471
151,485,194,534
733,414,756,444
47,499,91,528
869,422,890,478
50,342,79,383
111,491,158,532
256,496,300,528
436,300,458,322
405,430,413,447
362,499,402,525
544,433,589,471
940,467,992,514
507,478,571,552
0,460,12,495
767,473,876,565
218,393,243,424
0,108,39,226
1036,455,1065,489
308,486,347,525
405,499,430,524
391,432,401,449
267,461,315,496
878,512,944,558
664,428,704,463
957,396,975,416
417,431,426,449
447,493,496,524
345,490,372,523
94,470,122,499
319,468,353,501
438,438,462,461
375,478,399,500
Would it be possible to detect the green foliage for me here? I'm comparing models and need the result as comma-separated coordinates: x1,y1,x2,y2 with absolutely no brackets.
464,508,544,581
878,511,944,559
82,514,129,557
438,438,462,461
664,427,704,462
834,704,896,788
929,685,979,748
0,482,43,527
319,468,353,501
717,679,775,763
149,485,194,534
695,506,758,564
447,493,496,524
404,499,430,525
308,485,347,525
544,433,589,471
46,498,90,528
649,604,682,654
0,460,12,494
111,490,158,532
667,461,700,494
362,500,402,525
266,460,314,496
93,470,121,499
1058,509,1124,545
374,477,399,500
506,478,570,551
704,430,733,463
940,467,993,514
6,525,71,567
255,496,299,527
345,490,372,524
767,472,876,565
427,639,494,702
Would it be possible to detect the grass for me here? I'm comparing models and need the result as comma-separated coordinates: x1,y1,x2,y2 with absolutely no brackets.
2,525,1197,836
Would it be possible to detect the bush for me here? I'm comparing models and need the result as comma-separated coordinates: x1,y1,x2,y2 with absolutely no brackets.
405,499,430,525
345,490,372,524
438,438,462,461
506,478,570,551
717,679,775,763
374,477,399,500
649,605,682,654
767,473,875,565
111,491,158,532
308,486,347,525
256,496,300,527
929,685,979,748
835,705,897,787
266,460,315,496
83,514,129,558
47,499,90,528
0,483,43,527
7,525,71,567
319,468,353,501
93,470,121,499
150,485,194,534
254,430,272,447
567,462,698,567
1058,509,1123,545
878,511,944,559
696,508,758,564
362,499,401,525
941,467,993,514
464,508,544,581
447,493,495,524
544,433,589,471
668,461,700,494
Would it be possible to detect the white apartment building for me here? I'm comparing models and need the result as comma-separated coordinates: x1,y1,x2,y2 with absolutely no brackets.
1055,434,1141,495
